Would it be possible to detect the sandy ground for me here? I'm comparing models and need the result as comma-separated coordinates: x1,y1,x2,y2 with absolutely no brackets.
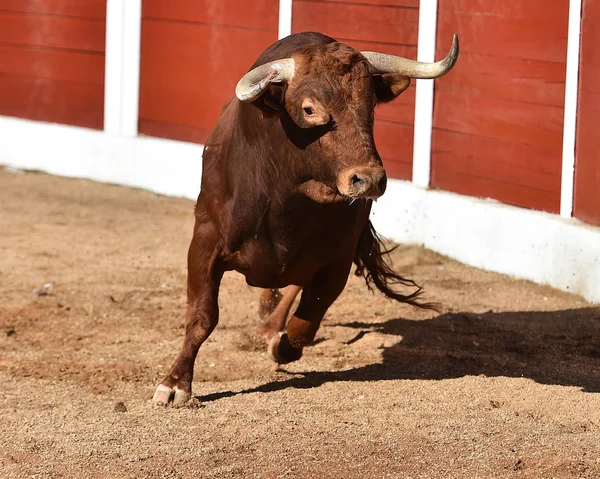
1,167,599,478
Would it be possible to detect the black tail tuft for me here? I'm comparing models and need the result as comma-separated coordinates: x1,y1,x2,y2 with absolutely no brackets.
354,220,439,311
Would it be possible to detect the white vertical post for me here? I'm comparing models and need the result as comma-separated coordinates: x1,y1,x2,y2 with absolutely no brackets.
412,0,439,188
104,0,142,136
560,0,583,218
278,0,293,39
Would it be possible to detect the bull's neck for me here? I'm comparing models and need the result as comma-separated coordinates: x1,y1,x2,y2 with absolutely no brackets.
236,102,315,192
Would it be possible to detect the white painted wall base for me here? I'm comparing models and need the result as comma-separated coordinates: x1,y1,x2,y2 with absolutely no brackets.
0,116,204,200
371,180,600,304
2,115,599,304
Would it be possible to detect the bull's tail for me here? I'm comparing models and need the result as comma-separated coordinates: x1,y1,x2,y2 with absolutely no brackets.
354,220,438,310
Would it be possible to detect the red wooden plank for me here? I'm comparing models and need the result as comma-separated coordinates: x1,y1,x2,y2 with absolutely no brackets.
578,65,600,109
437,8,568,63
376,86,416,126
0,44,104,84
434,53,566,108
433,92,565,151
431,132,560,213
438,0,568,21
142,0,278,31
579,18,600,68
324,0,418,7
578,63,600,98
583,0,600,18
0,13,105,52
139,21,277,143
0,73,104,129
0,0,106,19
139,119,210,145
432,166,560,214
383,159,412,180
375,120,414,158
374,120,413,180
292,1,418,45
573,103,600,225
431,130,561,193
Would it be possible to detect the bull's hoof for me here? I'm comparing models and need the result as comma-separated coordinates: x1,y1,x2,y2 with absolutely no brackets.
268,332,303,364
152,384,191,407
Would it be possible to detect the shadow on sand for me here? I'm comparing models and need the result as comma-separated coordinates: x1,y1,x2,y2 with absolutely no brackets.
196,307,600,402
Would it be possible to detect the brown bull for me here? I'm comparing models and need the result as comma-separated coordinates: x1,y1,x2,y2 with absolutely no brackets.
153,32,459,406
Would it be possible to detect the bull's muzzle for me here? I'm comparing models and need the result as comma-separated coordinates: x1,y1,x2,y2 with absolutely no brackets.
337,166,387,200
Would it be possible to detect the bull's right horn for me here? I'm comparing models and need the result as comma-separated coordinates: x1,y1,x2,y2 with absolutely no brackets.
235,58,295,102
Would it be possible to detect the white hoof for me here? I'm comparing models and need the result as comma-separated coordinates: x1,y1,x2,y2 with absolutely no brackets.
267,332,284,362
152,384,191,407
152,384,173,406
172,387,191,407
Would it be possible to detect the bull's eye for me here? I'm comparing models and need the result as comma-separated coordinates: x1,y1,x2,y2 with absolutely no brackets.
303,107,314,115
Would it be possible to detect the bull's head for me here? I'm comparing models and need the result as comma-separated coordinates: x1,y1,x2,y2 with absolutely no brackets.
235,35,459,202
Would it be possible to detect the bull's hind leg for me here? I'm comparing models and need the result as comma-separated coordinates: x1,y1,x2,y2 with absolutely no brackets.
153,222,223,407
268,261,351,364
258,289,283,319
259,285,302,341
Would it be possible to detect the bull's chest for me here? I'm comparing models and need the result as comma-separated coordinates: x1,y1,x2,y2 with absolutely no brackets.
226,199,370,288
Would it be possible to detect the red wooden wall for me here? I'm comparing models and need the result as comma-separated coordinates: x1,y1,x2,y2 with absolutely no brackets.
574,0,600,226
431,1,569,214
0,1,106,129
292,0,419,180
138,0,279,144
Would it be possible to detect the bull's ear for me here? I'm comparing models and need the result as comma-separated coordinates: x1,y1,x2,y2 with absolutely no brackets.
373,73,411,103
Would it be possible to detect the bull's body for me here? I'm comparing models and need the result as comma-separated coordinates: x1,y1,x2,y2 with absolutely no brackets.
202,34,370,290
153,32,458,406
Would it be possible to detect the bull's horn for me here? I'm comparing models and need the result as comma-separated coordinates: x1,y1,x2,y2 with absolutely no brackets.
235,58,295,102
362,34,459,79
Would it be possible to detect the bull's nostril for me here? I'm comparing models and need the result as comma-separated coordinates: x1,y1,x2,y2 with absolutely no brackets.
377,175,387,192
351,174,364,186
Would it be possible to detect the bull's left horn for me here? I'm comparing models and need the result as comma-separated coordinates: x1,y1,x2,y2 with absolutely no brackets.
362,34,459,79
235,58,295,102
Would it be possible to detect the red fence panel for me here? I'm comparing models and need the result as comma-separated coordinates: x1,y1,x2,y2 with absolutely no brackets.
0,0,106,129
574,0,600,226
431,0,569,213
138,0,279,144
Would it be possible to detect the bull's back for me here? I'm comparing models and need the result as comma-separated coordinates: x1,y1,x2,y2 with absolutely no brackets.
250,32,336,69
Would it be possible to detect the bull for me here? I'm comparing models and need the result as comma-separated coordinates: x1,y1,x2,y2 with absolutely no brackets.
153,32,459,406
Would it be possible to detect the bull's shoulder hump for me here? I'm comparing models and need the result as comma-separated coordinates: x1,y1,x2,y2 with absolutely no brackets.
250,32,337,69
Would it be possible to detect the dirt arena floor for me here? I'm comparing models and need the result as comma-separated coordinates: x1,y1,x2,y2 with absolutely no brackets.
1,166,600,478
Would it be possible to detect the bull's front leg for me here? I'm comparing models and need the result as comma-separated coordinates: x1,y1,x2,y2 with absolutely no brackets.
153,221,223,407
268,260,352,364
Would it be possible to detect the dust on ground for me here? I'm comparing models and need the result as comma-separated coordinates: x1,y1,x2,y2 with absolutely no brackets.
1,167,599,478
